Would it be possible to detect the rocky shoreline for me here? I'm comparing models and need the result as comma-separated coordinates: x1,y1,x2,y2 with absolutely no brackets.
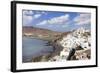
31,40,63,62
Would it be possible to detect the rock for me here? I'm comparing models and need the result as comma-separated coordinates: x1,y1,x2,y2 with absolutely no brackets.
31,54,51,62
74,49,91,60
67,48,76,60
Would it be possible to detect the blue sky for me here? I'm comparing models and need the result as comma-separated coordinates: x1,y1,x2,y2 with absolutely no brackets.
23,10,91,32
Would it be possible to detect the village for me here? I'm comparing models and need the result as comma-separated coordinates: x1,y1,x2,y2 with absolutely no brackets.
49,27,91,61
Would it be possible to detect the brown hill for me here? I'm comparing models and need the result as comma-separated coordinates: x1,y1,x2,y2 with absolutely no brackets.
22,26,62,41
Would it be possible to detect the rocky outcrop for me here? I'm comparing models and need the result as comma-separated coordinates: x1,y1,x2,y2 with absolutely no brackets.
31,54,51,62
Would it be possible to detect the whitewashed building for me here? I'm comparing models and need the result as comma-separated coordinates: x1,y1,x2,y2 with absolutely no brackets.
49,27,91,61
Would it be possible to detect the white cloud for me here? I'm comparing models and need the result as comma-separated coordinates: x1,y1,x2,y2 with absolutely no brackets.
62,25,68,28
23,10,34,25
23,15,33,26
74,13,91,25
36,14,69,25
23,10,42,25
23,10,34,15
34,14,41,19
36,11,47,15
37,20,47,25
41,11,47,15
49,14,69,24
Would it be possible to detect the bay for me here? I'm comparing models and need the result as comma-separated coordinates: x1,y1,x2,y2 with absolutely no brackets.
22,37,54,62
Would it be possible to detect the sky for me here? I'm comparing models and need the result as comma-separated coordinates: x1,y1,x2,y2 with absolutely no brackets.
22,10,91,32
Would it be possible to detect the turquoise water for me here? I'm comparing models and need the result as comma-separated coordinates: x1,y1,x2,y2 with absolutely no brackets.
22,37,54,62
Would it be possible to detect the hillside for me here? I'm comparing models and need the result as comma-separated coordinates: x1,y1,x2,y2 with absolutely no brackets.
23,26,62,41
